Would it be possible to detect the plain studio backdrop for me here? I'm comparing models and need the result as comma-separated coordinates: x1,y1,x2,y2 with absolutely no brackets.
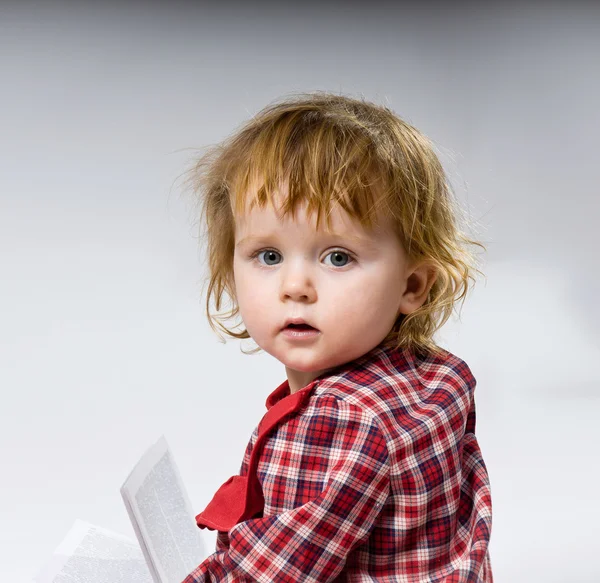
1,2,598,581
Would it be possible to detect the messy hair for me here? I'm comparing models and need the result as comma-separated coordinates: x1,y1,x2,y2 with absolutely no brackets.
183,91,486,358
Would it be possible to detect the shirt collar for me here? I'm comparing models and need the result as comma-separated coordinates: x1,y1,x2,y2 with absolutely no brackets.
265,379,291,410
264,340,404,411
265,377,321,410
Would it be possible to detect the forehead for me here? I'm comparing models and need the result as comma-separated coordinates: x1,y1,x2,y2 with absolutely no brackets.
234,181,393,235
235,189,391,240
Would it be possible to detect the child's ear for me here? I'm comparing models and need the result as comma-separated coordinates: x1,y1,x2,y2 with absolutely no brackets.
397,262,437,315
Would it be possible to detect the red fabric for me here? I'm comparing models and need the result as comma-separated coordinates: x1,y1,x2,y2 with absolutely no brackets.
184,342,493,582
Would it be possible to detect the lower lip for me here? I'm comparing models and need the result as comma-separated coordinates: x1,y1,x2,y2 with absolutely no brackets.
281,327,321,340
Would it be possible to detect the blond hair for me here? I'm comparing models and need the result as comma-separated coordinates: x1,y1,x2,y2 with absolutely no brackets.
183,91,486,357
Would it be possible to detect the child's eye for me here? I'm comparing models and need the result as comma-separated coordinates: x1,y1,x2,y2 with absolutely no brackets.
323,250,353,267
251,249,354,268
254,249,282,266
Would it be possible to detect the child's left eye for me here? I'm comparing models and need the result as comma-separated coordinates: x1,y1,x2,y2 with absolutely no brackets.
323,250,353,267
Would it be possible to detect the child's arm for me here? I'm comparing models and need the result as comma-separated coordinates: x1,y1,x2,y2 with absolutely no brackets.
214,424,259,554
183,397,390,583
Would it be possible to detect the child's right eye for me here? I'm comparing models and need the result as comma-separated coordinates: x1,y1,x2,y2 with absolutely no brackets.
253,249,282,266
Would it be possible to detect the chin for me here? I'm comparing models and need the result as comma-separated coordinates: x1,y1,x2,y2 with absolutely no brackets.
287,363,324,374
289,353,344,373
278,354,325,373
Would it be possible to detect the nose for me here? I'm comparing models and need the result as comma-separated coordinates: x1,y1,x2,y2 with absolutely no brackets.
279,260,317,303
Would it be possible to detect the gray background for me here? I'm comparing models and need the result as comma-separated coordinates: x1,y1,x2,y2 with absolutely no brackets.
1,2,599,581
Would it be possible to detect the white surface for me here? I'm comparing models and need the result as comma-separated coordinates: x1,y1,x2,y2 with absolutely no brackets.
1,3,599,582
121,436,205,583
33,519,152,583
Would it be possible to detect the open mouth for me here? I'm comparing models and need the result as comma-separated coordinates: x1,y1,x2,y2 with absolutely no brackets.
285,323,318,331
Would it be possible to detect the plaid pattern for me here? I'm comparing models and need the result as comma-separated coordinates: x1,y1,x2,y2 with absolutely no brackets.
183,342,493,582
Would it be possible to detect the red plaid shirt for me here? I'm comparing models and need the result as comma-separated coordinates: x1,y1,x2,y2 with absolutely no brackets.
183,342,493,582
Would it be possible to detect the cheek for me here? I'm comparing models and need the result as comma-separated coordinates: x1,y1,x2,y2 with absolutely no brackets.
322,273,401,322
233,257,254,293
233,265,273,327
232,263,251,309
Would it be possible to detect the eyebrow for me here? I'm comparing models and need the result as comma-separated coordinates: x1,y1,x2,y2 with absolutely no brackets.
235,233,377,248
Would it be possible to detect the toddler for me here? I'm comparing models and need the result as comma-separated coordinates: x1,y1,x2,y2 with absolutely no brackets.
182,92,493,582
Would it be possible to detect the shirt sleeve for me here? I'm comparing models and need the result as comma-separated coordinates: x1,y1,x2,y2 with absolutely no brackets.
182,397,391,583
215,424,260,553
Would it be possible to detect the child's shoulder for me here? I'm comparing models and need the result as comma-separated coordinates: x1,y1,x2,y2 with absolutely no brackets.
312,343,476,417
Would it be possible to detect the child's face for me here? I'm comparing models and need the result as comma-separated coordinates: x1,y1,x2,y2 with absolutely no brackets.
233,189,412,393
